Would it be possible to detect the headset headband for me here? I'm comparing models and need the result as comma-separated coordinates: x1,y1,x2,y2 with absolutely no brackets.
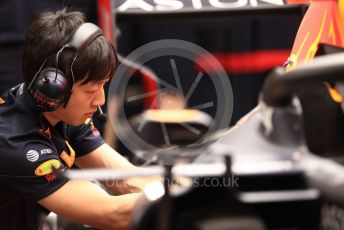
65,22,103,52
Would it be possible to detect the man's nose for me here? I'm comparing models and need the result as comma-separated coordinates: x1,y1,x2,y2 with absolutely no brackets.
92,87,105,107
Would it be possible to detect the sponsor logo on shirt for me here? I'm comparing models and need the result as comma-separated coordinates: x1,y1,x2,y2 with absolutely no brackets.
59,141,75,168
26,150,39,162
92,128,100,137
38,128,51,138
40,148,53,155
45,167,66,182
45,173,57,182
85,118,91,125
86,119,100,136
34,159,61,176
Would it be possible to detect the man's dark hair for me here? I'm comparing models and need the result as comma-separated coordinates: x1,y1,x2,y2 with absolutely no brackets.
22,9,117,86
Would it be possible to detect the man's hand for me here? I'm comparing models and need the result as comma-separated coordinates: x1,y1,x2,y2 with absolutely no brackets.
39,180,142,230
105,175,163,194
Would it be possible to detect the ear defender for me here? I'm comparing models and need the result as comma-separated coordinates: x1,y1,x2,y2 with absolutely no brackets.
28,23,103,112
30,68,70,111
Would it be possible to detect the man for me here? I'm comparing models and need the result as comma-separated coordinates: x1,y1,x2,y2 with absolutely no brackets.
0,9,147,230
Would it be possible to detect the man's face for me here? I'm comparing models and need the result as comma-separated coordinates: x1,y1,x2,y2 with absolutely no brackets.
48,78,109,126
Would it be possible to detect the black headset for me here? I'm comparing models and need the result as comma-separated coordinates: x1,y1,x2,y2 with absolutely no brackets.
27,22,103,112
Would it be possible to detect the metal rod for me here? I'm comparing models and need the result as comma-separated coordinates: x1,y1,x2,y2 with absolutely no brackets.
64,163,226,180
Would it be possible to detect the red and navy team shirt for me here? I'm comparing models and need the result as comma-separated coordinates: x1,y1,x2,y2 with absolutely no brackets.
0,84,105,229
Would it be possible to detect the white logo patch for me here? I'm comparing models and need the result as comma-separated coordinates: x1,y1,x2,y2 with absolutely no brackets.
26,150,39,162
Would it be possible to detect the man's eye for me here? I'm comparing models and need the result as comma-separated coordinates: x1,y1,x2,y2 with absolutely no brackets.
86,90,97,94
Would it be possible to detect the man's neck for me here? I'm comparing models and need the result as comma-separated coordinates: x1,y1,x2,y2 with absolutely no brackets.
42,112,60,127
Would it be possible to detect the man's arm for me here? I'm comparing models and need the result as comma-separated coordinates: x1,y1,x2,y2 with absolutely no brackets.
75,143,136,170
38,180,141,230
74,143,158,194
